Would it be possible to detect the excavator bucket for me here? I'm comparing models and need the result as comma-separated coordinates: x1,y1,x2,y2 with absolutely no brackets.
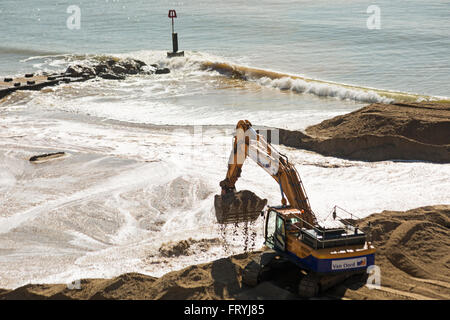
214,190,268,224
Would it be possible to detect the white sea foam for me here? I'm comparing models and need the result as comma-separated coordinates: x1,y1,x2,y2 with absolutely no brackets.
256,76,394,104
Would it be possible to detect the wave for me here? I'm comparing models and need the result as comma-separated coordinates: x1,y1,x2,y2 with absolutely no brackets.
199,61,438,104
0,46,62,57
257,76,392,104
12,49,443,104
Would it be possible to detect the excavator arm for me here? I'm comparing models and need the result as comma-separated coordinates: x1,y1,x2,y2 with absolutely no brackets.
216,120,317,226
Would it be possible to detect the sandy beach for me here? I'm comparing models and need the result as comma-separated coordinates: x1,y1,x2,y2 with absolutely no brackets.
1,205,448,300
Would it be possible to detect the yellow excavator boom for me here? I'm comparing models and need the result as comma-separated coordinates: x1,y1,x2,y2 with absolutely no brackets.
217,120,317,226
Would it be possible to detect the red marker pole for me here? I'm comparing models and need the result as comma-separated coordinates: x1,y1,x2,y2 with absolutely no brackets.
169,10,177,52
167,10,184,57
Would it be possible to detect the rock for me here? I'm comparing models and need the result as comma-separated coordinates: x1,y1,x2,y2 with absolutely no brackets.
98,73,126,80
155,68,170,75
140,65,155,75
64,57,165,81
105,58,119,67
64,66,80,77
90,58,152,78
111,65,127,75
126,69,138,75
94,64,109,75
134,59,147,69
65,65,96,78
81,73,94,79
120,58,146,73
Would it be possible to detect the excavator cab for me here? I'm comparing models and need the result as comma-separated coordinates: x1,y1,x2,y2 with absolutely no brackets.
264,206,374,275
265,208,286,251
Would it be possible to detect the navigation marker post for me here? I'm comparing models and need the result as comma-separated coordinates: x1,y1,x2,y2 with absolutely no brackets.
167,10,184,58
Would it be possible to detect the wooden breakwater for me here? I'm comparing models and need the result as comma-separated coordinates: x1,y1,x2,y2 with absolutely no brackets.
0,73,94,99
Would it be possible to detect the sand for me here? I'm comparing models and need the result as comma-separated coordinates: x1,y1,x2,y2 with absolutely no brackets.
279,102,450,163
328,205,450,300
1,205,448,300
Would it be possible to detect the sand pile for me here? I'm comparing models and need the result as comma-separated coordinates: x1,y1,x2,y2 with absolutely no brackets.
279,102,450,163
1,205,448,300
331,205,450,300
0,253,262,300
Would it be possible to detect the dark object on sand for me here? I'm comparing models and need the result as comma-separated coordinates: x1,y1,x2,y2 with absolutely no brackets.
214,190,267,224
4,78,13,82
29,152,66,163
13,82,21,87
25,73,34,78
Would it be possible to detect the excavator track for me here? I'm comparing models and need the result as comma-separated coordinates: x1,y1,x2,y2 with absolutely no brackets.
298,274,320,298
242,251,277,287
242,260,263,287
299,271,366,298
242,251,370,298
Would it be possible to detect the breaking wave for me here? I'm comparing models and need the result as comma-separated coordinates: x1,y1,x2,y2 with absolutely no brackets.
256,76,392,103
17,50,437,104
199,61,434,104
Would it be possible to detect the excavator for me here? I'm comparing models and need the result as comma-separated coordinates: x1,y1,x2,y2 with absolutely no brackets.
214,120,375,297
